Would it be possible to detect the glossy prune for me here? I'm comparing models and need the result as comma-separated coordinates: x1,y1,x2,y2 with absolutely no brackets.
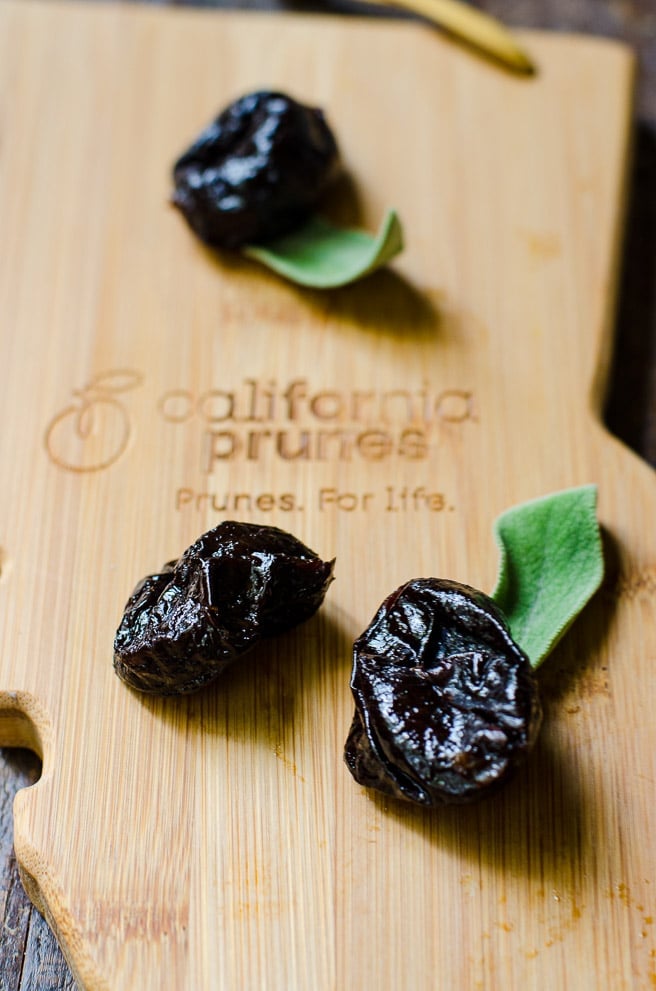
172,90,340,249
344,578,542,806
113,521,334,695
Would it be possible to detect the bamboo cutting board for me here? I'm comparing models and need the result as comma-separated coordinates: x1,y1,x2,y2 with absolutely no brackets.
0,1,651,988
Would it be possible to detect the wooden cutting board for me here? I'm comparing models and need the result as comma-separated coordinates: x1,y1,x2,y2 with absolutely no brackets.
0,1,650,988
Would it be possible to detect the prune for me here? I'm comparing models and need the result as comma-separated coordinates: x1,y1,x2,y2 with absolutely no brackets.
344,579,542,806
113,521,334,695
172,90,341,249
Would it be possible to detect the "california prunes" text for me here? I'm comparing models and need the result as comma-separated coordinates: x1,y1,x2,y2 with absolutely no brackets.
158,378,476,471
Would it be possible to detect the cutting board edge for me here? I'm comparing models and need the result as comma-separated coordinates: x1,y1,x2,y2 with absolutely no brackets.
15,836,110,991
588,40,637,422
1,0,641,63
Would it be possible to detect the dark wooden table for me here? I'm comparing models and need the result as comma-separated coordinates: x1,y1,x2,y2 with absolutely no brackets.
1,1,655,987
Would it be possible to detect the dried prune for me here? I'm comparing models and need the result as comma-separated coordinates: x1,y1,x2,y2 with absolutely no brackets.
113,521,334,695
172,90,341,249
344,579,542,806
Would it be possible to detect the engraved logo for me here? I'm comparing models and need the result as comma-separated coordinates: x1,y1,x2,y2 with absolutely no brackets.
44,370,143,473
44,370,477,489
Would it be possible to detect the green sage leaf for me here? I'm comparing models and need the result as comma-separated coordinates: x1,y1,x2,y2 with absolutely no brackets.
242,209,404,289
492,485,604,669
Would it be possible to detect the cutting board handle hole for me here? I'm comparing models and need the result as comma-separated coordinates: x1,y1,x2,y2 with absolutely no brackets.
0,693,52,763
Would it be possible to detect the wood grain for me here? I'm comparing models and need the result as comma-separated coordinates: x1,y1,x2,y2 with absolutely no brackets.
0,2,651,988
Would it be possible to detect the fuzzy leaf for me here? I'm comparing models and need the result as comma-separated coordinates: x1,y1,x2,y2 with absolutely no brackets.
492,485,604,668
242,209,404,289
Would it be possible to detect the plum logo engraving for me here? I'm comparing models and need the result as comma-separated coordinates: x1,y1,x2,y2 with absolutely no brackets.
45,370,143,473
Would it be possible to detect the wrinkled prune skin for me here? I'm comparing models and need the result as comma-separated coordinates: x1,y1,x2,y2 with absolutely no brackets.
172,90,341,249
114,521,335,695
344,579,542,806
